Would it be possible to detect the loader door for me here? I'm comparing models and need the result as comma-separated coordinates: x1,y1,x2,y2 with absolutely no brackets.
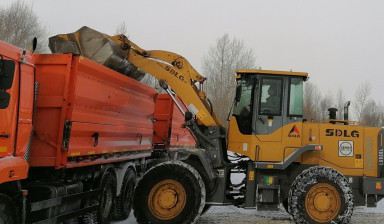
255,77,284,136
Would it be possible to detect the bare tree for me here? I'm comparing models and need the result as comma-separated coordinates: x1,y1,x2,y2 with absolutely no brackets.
0,0,48,53
114,21,128,36
360,99,381,127
319,91,334,121
202,34,256,125
303,82,322,122
354,81,371,121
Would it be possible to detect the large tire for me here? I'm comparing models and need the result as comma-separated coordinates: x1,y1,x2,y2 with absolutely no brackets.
97,171,117,224
113,168,136,220
0,194,16,224
133,161,206,224
288,166,353,224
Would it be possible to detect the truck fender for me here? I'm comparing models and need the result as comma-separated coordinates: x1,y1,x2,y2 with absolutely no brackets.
97,164,117,188
0,156,29,185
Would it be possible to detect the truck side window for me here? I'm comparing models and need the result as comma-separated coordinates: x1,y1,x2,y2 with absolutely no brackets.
259,78,283,115
233,76,255,135
288,77,303,116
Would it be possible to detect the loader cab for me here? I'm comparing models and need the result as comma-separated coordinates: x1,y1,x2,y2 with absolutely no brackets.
232,70,308,136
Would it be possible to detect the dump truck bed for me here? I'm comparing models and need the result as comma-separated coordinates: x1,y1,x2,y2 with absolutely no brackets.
153,94,196,150
29,54,156,169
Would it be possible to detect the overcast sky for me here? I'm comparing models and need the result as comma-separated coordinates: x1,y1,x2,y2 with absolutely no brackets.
3,0,384,108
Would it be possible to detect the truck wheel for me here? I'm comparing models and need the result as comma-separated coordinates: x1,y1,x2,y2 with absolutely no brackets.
133,161,206,224
98,171,117,224
288,166,353,224
113,168,135,220
0,194,16,224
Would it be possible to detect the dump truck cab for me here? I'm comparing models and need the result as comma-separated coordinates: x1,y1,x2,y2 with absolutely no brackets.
0,42,33,185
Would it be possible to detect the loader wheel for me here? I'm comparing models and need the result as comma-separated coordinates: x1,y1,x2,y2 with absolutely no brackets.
0,194,16,224
113,168,136,220
288,166,353,224
97,171,117,224
133,161,206,224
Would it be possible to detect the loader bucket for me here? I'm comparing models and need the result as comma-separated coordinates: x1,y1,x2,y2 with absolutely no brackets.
49,26,145,81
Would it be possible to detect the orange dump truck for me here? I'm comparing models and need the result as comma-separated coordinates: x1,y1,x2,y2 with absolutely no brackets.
0,40,195,224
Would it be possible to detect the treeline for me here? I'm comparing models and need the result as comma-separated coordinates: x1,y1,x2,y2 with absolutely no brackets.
0,0,48,53
304,81,384,127
2,1,382,128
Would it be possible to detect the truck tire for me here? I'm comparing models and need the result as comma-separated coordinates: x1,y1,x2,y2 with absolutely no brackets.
97,171,117,224
113,168,135,220
133,161,206,224
288,166,353,224
0,194,16,224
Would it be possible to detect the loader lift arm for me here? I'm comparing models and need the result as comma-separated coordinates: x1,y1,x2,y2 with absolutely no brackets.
112,34,222,127
50,27,221,127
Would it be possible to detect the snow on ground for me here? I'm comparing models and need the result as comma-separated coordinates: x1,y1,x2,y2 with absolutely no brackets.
116,200,384,224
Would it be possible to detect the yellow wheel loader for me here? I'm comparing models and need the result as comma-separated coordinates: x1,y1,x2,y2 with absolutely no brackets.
50,26,384,224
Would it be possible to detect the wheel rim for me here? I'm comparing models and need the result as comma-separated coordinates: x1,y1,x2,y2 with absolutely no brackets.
148,179,186,220
305,183,341,223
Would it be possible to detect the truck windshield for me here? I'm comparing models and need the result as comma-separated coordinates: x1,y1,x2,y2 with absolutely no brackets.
233,75,256,135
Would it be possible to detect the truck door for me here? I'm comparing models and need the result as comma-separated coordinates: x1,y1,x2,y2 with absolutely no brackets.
255,77,284,137
0,56,17,157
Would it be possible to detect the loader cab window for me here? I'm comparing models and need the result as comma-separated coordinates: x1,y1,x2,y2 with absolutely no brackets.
233,75,256,135
288,77,303,116
259,78,283,115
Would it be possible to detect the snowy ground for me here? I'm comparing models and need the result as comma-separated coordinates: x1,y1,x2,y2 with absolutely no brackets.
116,200,384,224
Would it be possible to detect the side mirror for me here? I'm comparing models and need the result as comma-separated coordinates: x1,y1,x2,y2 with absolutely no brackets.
0,91,10,109
235,85,242,102
0,59,16,90
32,37,37,53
